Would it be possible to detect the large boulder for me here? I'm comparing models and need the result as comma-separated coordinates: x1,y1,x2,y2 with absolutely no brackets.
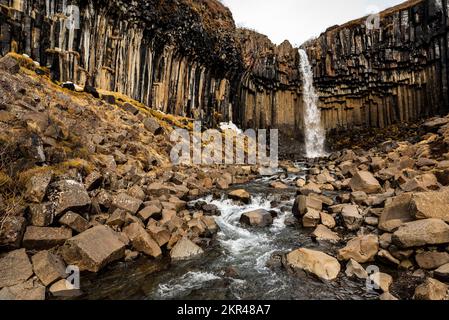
240,209,273,227
401,173,439,192
228,189,250,204
123,223,162,258
0,249,33,288
414,278,449,300
415,252,449,270
338,235,379,263
302,209,321,228
286,248,341,281
61,226,126,272
349,171,382,194
50,180,91,216
341,205,363,231
409,189,449,222
22,227,72,250
392,219,449,248
170,237,204,260
31,250,66,286
379,193,414,232
293,195,322,217
311,225,340,243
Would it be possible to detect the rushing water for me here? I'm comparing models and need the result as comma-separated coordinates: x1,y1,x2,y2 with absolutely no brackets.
299,49,327,158
78,163,380,300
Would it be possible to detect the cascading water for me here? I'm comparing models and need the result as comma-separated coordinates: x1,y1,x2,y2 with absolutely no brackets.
298,49,327,158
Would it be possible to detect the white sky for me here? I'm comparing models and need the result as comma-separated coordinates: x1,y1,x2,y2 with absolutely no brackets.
222,0,406,45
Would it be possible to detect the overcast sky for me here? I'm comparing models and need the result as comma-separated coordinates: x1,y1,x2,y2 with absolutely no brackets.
222,0,406,45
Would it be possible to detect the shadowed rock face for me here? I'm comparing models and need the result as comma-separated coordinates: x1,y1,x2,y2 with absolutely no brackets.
1,0,448,139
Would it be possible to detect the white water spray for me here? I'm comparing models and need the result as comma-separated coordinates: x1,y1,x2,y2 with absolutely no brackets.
298,49,326,158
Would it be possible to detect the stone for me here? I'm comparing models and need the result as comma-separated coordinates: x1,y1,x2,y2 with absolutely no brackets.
351,191,368,204
349,171,381,194
377,249,400,266
0,216,26,249
316,170,335,184
370,272,393,293
59,212,90,233
28,203,53,227
409,189,449,222
170,237,204,260
299,182,322,195
50,180,91,217
415,252,449,270
414,278,449,300
345,259,368,279
379,193,414,232
302,209,321,228
137,205,162,222
123,223,162,258
312,225,340,243
84,171,103,191
401,174,439,192
121,102,139,115
379,233,392,249
293,195,322,217
270,181,288,189
24,170,53,203
0,249,33,288
320,212,336,229
392,219,449,248
364,216,379,226
147,225,171,247
379,292,399,301
296,179,306,188
240,209,273,227
286,248,341,281
106,209,127,227
338,235,379,263
62,226,126,272
434,264,449,282
143,118,163,135
0,279,45,300
128,185,146,201
49,279,83,298
0,55,20,74
22,227,72,250
341,205,363,231
31,251,66,286
112,193,142,214
228,189,250,204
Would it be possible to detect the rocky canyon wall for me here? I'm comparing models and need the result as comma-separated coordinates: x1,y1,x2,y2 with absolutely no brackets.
302,0,449,132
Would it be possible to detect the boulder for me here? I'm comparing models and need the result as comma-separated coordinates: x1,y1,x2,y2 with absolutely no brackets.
240,209,273,227
143,118,163,135
401,174,439,192
123,223,162,258
106,209,127,227
345,259,368,279
270,181,288,189
379,193,414,232
415,252,449,270
379,233,392,249
379,292,399,301
312,225,340,243
59,212,90,233
61,226,126,272
293,195,322,217
341,205,363,231
50,180,91,216
0,249,33,288
31,250,66,286
112,193,142,214
299,182,322,195
370,272,393,293
0,216,26,249
320,212,336,229
147,225,171,247
377,249,400,266
434,264,449,282
0,279,45,300
170,237,204,260
24,170,53,203
409,189,449,222
286,248,341,281
349,171,381,194
0,54,20,74
302,209,321,228
414,278,449,300
137,205,162,222
28,203,53,227
49,279,83,298
338,235,379,263
22,227,72,250
392,219,449,248
228,189,250,204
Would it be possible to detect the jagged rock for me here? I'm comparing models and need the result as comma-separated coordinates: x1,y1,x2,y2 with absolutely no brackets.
392,219,449,248
299,182,322,195
409,189,449,222
143,118,163,135
341,205,363,231
121,102,139,115
379,292,399,301
349,171,381,194
147,225,171,247
22,226,72,250
401,173,439,192
364,216,379,226
293,195,322,217
320,212,336,229
112,193,143,214
0,279,45,300
123,223,162,258
377,249,400,266
0,249,33,288
59,212,90,233
414,278,449,300
270,181,288,189
379,193,414,232
345,259,368,279
31,250,66,286
228,189,250,204
351,191,368,204
50,180,91,217
369,272,393,293
24,170,53,203
62,226,126,272
379,233,392,249
415,252,449,270
435,264,449,282
338,235,379,263
0,216,26,249
28,203,53,227
84,171,103,191
302,209,321,228
128,185,146,201
240,209,273,227
312,225,340,243
137,205,162,222
0,55,20,74
106,209,127,227
49,279,82,298
286,248,340,281
170,237,204,260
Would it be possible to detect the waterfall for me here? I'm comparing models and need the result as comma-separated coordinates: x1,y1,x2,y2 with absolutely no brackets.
298,49,326,158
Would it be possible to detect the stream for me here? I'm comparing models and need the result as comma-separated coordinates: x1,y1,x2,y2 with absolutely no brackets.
78,162,381,300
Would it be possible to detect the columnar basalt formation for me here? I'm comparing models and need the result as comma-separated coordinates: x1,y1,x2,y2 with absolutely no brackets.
302,0,449,132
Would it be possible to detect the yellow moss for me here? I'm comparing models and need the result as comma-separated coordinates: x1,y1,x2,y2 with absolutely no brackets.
17,166,55,187
59,159,94,175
